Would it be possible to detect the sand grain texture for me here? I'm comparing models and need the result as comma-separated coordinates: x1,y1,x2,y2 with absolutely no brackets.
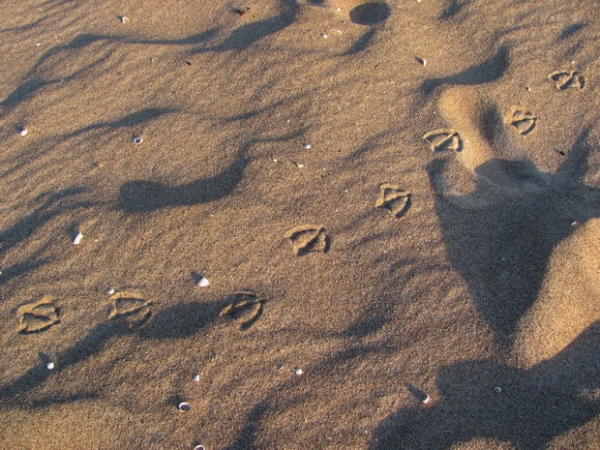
0,0,599,448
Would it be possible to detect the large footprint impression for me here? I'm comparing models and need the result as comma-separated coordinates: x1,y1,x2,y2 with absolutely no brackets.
427,86,600,348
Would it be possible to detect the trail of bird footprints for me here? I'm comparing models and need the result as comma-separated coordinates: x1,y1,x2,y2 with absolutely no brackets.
285,225,329,256
375,184,412,219
220,291,265,331
16,296,61,333
548,70,585,90
108,292,153,329
422,129,463,152
509,110,537,135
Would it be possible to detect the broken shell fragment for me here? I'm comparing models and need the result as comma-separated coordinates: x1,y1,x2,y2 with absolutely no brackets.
19,128,28,137
178,401,191,412
415,56,427,66
46,362,55,370
133,136,143,144
119,15,130,24
197,277,210,287
294,368,303,376
72,232,83,245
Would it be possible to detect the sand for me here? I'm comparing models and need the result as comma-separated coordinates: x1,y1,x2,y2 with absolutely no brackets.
0,0,599,448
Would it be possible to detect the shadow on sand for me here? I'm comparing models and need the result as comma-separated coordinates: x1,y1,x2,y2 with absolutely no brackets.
371,320,600,449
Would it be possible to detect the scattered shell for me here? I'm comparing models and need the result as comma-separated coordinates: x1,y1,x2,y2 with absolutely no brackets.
294,162,305,168
294,368,303,376
19,128,28,137
494,386,502,393
320,33,328,39
192,374,200,382
178,402,191,412
197,277,210,287
107,288,116,295
120,16,130,24
133,136,143,144
303,143,311,150
46,362,55,370
415,56,427,66
422,395,431,404
72,232,83,245
194,446,206,450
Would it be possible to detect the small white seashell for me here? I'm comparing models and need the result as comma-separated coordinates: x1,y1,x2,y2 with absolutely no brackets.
107,288,115,295
19,128,28,137
192,374,200,382
320,33,328,39
294,162,305,168
422,395,431,404
194,446,206,450
72,232,83,245
178,401,191,412
303,144,311,150
494,386,502,393
46,362,55,370
197,277,210,287
133,136,143,144
120,16,130,24
294,368,303,376
415,56,427,66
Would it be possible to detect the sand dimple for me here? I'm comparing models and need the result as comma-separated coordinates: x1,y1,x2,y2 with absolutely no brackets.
16,295,60,333
349,2,391,26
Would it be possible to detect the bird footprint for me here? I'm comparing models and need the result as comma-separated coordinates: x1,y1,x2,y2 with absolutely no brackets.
16,296,60,333
509,110,537,135
422,129,463,153
220,291,265,330
108,292,153,329
548,70,585,90
285,225,330,256
375,184,412,218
